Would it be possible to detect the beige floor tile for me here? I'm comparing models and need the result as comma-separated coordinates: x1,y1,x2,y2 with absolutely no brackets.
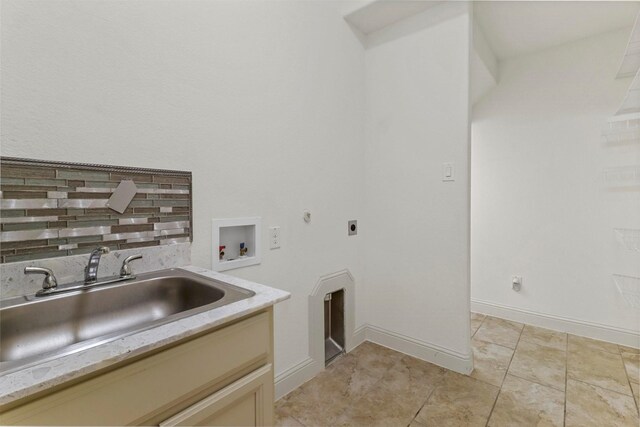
566,379,639,427
474,316,523,349
274,356,381,426
630,382,639,410
414,371,499,427
378,354,446,400
334,388,418,427
471,312,485,336
568,346,632,396
622,351,639,384
335,355,446,427
347,341,404,377
390,354,448,393
470,338,514,387
568,335,620,354
277,319,639,427
619,344,640,354
274,388,307,425
488,374,565,427
519,325,567,351
508,340,566,391
273,412,305,427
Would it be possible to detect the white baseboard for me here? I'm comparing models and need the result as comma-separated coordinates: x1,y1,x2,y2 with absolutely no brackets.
351,324,367,351
275,323,474,399
363,324,474,375
274,357,321,401
471,299,640,349
275,322,367,400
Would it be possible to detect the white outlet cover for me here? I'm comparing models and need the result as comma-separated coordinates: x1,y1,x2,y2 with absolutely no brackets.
269,226,280,249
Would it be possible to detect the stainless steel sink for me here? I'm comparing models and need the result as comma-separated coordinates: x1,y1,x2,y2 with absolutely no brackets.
0,269,255,373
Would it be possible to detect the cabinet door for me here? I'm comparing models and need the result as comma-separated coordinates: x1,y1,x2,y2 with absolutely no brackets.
160,364,273,427
0,311,271,426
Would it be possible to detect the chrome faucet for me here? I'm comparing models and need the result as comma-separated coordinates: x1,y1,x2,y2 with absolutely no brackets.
24,267,58,294
25,250,142,298
120,254,143,278
85,246,110,284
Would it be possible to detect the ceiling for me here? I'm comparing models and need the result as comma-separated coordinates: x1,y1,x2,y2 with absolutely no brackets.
474,1,640,60
345,1,443,35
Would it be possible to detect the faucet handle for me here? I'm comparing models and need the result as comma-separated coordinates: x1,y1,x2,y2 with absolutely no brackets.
25,267,58,290
120,254,143,278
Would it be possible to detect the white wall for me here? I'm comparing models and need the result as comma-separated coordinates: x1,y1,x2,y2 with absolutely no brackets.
471,28,640,346
1,0,475,388
362,5,473,371
0,0,367,377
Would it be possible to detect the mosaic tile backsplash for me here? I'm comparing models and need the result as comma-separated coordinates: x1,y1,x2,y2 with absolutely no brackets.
0,157,192,263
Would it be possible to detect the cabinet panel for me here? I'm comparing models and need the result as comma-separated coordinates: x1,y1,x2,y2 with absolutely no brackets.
0,311,271,426
160,364,273,427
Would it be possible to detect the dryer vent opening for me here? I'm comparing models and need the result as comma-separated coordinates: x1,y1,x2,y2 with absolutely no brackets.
324,289,345,365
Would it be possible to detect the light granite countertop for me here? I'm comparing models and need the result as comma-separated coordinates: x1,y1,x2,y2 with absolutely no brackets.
0,265,290,407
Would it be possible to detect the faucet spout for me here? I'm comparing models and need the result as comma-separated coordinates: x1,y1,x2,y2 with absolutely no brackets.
85,246,110,284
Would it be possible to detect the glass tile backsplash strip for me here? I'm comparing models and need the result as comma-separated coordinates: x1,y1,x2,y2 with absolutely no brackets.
0,157,192,263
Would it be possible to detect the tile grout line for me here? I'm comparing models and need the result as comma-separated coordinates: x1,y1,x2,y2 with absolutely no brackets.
472,337,517,352
618,345,640,414
471,312,487,338
563,334,569,427
274,395,307,427
565,341,636,398
505,371,566,394
484,320,525,427
569,376,639,399
290,414,306,426
468,314,517,389
276,317,636,427
408,377,442,427
471,314,520,389
333,350,395,422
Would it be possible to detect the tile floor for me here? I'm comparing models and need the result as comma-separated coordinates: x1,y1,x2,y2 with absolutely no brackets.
275,313,640,426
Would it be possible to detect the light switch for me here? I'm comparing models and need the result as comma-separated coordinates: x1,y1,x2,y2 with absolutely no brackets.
442,162,455,182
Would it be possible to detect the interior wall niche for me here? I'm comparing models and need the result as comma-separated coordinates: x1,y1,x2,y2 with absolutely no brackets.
324,289,345,365
309,270,355,368
211,217,262,272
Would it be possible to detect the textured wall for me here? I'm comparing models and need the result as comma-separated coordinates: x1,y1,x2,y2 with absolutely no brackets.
362,6,473,368
471,28,640,337
0,0,366,378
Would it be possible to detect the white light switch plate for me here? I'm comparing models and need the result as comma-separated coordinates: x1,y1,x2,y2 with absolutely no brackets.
442,162,455,182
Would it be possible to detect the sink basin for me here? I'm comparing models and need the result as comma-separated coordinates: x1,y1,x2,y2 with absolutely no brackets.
0,269,255,373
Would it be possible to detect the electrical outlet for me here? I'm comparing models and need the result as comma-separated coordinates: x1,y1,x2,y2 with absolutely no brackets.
269,226,280,249
348,220,357,236
512,276,522,292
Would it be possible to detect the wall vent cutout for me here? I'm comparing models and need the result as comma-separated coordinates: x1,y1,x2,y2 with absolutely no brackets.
324,290,346,365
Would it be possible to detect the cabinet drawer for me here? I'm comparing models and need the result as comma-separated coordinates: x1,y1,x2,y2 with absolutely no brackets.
0,311,271,426
160,364,274,427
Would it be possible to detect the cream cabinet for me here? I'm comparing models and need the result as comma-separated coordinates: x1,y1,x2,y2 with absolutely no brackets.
0,308,274,426
160,364,273,426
